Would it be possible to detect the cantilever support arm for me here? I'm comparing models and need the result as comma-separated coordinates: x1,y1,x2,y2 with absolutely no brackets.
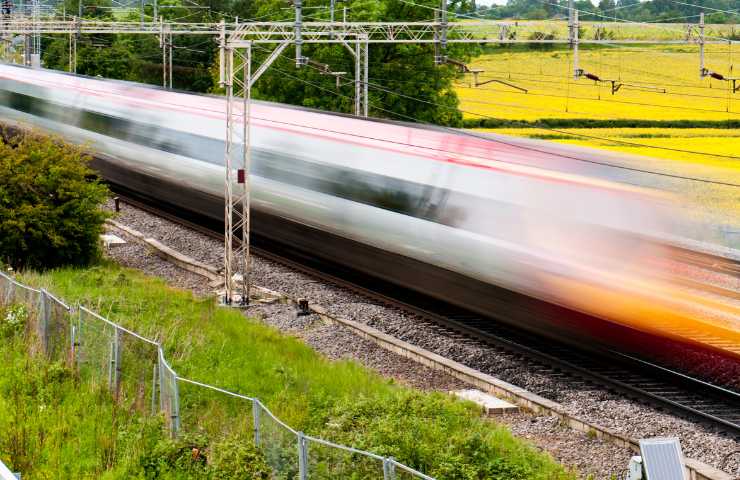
248,41,289,88
476,78,527,93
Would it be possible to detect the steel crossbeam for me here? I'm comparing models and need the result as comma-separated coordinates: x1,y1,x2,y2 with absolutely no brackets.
0,18,730,43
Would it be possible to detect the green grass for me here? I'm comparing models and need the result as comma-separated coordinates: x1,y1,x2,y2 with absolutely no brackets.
0,305,164,479
9,262,576,479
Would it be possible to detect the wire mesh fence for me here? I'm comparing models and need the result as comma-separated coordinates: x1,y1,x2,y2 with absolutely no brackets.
0,270,435,479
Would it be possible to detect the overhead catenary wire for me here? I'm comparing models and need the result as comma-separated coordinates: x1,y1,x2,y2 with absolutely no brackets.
247,46,739,187
534,0,735,42
28,9,740,185
250,42,740,159
456,76,738,103
666,0,739,17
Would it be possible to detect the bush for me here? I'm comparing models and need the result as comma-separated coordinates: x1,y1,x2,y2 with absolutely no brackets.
0,304,27,338
139,433,271,479
0,129,109,270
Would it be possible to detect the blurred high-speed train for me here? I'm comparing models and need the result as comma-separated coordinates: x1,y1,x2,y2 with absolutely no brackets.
1,64,738,374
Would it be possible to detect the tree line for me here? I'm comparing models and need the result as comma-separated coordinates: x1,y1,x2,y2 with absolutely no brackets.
42,0,478,126
477,0,738,24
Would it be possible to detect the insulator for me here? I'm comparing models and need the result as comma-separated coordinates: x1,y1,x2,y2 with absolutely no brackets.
710,72,725,81
585,73,601,82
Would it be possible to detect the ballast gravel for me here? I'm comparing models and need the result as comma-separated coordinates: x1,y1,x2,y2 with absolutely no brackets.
104,200,740,478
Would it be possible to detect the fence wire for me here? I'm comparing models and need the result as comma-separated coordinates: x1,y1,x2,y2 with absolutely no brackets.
0,271,435,480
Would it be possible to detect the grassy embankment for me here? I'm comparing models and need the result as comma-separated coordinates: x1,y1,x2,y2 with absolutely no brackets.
1,261,576,479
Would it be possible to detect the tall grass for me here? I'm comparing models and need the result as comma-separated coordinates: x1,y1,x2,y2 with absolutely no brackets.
0,304,164,478
14,262,575,479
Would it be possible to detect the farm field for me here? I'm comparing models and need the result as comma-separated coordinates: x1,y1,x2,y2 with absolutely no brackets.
479,127,740,169
477,126,740,248
458,20,738,42
456,44,739,121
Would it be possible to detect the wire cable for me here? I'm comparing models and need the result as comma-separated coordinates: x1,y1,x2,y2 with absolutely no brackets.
249,46,740,186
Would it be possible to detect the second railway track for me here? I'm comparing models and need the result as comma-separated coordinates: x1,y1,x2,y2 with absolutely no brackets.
113,193,740,440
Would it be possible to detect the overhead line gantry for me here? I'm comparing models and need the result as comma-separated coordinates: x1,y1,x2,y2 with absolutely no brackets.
0,11,735,304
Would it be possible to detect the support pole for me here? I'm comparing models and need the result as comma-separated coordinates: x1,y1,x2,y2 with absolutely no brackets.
218,19,225,86
294,0,304,66
223,45,235,303
354,40,360,115
440,0,447,61
222,41,255,305
568,0,574,46
240,42,252,305
73,16,78,73
153,0,157,22
572,9,580,79
362,37,368,117
329,0,334,39
434,8,440,64
161,17,166,87
168,31,173,88
699,12,706,78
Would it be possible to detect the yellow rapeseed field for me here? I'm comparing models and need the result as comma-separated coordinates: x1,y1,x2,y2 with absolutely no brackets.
478,128,740,236
462,20,737,42
480,128,740,169
456,44,739,121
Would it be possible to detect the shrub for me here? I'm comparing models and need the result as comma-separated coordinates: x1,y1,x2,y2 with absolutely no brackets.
0,129,109,270
138,433,272,479
210,436,271,479
0,304,27,338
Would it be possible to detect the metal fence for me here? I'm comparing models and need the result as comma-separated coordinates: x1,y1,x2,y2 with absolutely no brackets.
0,270,435,480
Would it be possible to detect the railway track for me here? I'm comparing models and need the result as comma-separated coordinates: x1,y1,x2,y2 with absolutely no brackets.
112,193,740,439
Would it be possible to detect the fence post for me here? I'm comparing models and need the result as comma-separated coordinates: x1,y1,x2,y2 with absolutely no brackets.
76,306,83,366
5,280,14,305
383,457,396,480
171,376,181,436
109,327,121,398
157,348,165,413
108,336,114,389
297,431,308,480
38,289,49,355
151,363,158,416
69,307,80,369
69,323,77,368
252,400,261,446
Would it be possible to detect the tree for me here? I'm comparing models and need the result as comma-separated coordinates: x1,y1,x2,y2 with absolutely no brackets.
598,0,616,13
0,130,109,270
217,0,479,126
